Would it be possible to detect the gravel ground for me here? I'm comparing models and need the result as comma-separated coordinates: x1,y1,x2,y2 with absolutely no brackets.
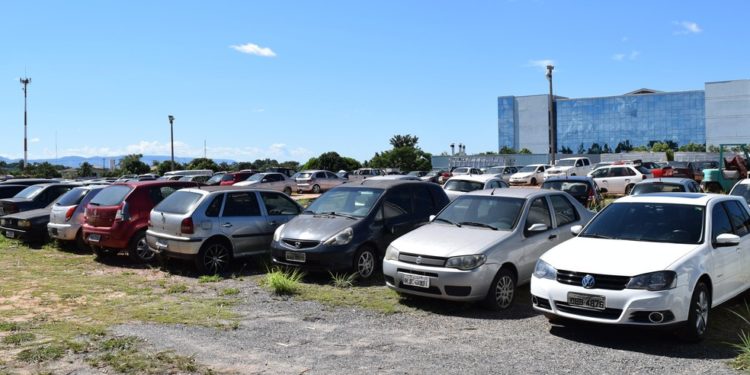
113,280,739,375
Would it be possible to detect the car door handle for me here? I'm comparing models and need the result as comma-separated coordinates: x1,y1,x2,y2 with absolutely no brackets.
548,234,557,240
268,221,277,226
222,223,233,228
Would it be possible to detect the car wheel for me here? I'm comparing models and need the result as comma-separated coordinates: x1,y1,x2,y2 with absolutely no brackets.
353,246,377,279
679,281,711,342
75,230,90,252
530,178,537,186
93,246,115,260
283,187,292,196
624,184,634,195
483,268,516,311
312,184,321,194
128,231,154,263
196,241,232,275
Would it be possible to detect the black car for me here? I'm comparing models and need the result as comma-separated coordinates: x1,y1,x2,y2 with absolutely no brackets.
0,185,28,199
541,176,603,209
270,180,450,278
0,183,78,216
0,200,57,243
0,178,57,186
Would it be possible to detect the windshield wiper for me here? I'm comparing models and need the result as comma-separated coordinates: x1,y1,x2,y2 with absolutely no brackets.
320,211,357,220
580,233,612,239
434,217,461,227
302,210,315,214
459,221,498,230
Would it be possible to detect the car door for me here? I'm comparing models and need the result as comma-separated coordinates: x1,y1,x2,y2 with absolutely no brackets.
709,202,742,300
591,167,610,192
549,194,580,243
376,186,415,250
220,191,269,256
517,196,560,283
723,200,750,292
259,192,301,243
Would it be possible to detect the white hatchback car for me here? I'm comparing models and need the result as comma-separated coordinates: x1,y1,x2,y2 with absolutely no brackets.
587,164,653,195
442,175,509,201
510,164,551,186
531,193,750,341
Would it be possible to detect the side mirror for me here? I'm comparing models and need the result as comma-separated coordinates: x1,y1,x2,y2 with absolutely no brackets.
715,233,741,247
570,225,583,235
527,223,548,232
429,215,436,222
262,179,268,183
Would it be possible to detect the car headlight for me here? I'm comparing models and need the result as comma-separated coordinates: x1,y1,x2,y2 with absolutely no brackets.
626,271,677,291
273,224,285,242
323,227,353,246
18,220,31,228
385,245,399,261
533,259,557,280
445,254,486,270
0,219,6,226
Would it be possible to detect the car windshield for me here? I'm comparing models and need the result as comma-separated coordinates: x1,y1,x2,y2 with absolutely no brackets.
154,191,203,215
14,185,44,199
556,159,576,166
580,202,704,244
444,180,484,192
436,196,524,231
221,174,235,181
407,171,420,176
519,166,538,173
304,188,383,218
452,168,469,174
542,181,590,195
731,184,750,204
206,175,223,185
298,173,313,179
246,174,264,182
425,170,441,177
90,185,132,206
55,187,89,206
631,183,686,195
487,167,504,174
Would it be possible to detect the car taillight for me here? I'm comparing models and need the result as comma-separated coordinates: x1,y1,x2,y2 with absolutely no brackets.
65,206,77,221
587,188,594,201
181,218,194,234
114,202,130,222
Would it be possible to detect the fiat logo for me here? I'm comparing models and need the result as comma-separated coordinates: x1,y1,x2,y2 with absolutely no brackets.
415,256,423,265
582,274,596,289
294,241,301,248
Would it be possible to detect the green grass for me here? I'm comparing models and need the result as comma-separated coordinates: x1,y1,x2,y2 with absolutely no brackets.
0,322,21,332
296,282,406,314
2,332,35,346
221,288,240,296
264,268,305,295
198,274,223,283
329,272,358,288
166,283,188,294
88,336,207,374
17,344,65,363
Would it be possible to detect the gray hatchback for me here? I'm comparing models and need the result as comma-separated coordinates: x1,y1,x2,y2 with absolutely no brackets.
146,187,303,274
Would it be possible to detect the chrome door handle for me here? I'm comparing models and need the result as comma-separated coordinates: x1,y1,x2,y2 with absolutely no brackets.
222,223,233,228
268,221,277,226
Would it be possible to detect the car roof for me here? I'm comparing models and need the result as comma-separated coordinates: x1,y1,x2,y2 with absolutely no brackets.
112,180,200,188
543,176,594,183
446,175,498,183
614,192,735,206
735,178,750,185
178,186,289,195
465,188,555,199
521,164,548,167
349,180,429,189
636,178,694,184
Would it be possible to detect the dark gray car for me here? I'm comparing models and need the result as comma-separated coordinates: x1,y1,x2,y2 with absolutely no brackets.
270,180,450,279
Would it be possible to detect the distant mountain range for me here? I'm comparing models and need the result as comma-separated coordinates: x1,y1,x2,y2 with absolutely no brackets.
0,155,236,169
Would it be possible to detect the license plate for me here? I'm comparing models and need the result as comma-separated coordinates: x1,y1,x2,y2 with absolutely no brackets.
88,234,101,242
5,231,14,239
285,251,306,263
155,239,168,249
568,292,606,310
400,272,430,288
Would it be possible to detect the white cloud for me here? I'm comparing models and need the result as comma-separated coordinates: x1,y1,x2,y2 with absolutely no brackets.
230,43,277,57
674,21,702,35
612,53,626,61
621,36,629,42
30,137,40,143
527,59,555,73
612,50,640,62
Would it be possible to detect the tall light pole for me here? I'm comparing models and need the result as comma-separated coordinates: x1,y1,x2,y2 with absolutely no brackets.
546,65,556,165
20,77,31,169
168,115,175,171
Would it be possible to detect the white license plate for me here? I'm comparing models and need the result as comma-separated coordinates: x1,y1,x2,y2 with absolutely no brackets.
285,251,306,263
5,231,14,239
400,272,430,288
568,292,606,310
88,234,101,242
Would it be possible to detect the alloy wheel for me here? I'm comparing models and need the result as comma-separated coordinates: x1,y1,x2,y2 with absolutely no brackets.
136,237,154,261
494,275,515,309
694,289,709,335
357,250,375,278
203,244,229,274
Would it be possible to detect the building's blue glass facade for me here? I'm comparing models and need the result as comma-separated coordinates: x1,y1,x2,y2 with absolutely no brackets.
497,97,516,150
555,91,705,152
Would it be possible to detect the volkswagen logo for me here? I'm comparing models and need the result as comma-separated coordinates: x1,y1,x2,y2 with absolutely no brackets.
294,241,301,249
581,274,596,289
415,256,423,265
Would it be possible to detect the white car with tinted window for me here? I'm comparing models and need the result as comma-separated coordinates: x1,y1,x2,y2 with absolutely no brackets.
531,193,750,341
509,164,551,186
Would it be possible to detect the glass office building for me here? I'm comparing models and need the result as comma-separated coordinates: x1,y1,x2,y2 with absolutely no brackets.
498,80,750,154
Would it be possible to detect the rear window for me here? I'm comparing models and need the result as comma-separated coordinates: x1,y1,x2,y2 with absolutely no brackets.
154,191,204,215
14,185,44,199
90,185,132,206
55,187,89,206
221,174,235,181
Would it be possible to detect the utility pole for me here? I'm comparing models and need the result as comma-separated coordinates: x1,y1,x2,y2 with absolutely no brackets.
168,115,175,171
204,139,206,159
546,65,556,165
20,77,31,169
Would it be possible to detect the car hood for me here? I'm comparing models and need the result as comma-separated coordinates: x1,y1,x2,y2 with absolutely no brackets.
390,223,513,258
547,166,573,173
1,198,33,204
512,172,534,179
3,207,52,221
540,237,699,276
280,214,361,241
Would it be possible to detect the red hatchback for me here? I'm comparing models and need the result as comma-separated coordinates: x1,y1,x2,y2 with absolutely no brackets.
219,171,256,186
83,181,198,262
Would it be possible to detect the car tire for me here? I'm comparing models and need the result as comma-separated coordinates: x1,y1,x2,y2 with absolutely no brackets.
624,184,634,195
530,178,537,186
482,267,516,311
75,230,89,252
312,184,321,194
93,246,115,260
283,187,292,196
127,231,154,263
195,240,232,275
679,281,711,342
353,245,377,279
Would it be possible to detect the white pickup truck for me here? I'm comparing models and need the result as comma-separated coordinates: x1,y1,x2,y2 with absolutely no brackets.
543,157,592,180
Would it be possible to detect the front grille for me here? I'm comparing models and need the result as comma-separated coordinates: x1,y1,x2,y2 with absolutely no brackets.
444,286,471,297
397,268,439,278
398,252,446,267
556,269,630,290
554,301,623,320
282,239,319,249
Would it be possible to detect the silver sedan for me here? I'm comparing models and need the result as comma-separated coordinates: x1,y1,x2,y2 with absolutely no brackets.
234,172,297,195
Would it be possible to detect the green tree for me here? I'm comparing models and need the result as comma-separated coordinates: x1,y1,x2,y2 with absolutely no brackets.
120,154,150,175
602,143,612,154
187,158,219,172
369,134,432,171
678,142,706,152
650,142,671,152
78,162,94,177
577,143,586,154
518,148,532,154
587,143,602,154
499,146,517,154
615,140,633,153
389,134,419,148
27,162,62,178
156,160,183,176
301,152,361,172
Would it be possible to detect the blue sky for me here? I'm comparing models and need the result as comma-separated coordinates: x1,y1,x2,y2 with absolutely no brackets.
1,0,748,163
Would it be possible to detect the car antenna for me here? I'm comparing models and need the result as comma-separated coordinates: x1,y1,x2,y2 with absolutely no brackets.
490,188,496,196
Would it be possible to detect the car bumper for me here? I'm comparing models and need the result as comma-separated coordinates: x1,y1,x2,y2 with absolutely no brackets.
270,241,358,272
82,226,130,249
1,226,30,241
530,276,690,325
47,222,79,241
509,179,531,185
146,230,204,257
383,259,500,301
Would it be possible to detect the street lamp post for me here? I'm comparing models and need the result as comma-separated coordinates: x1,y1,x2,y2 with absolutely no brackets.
20,77,31,170
168,115,175,171
546,65,556,165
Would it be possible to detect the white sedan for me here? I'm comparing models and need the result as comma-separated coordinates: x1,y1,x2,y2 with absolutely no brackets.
509,164,551,186
531,193,750,341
